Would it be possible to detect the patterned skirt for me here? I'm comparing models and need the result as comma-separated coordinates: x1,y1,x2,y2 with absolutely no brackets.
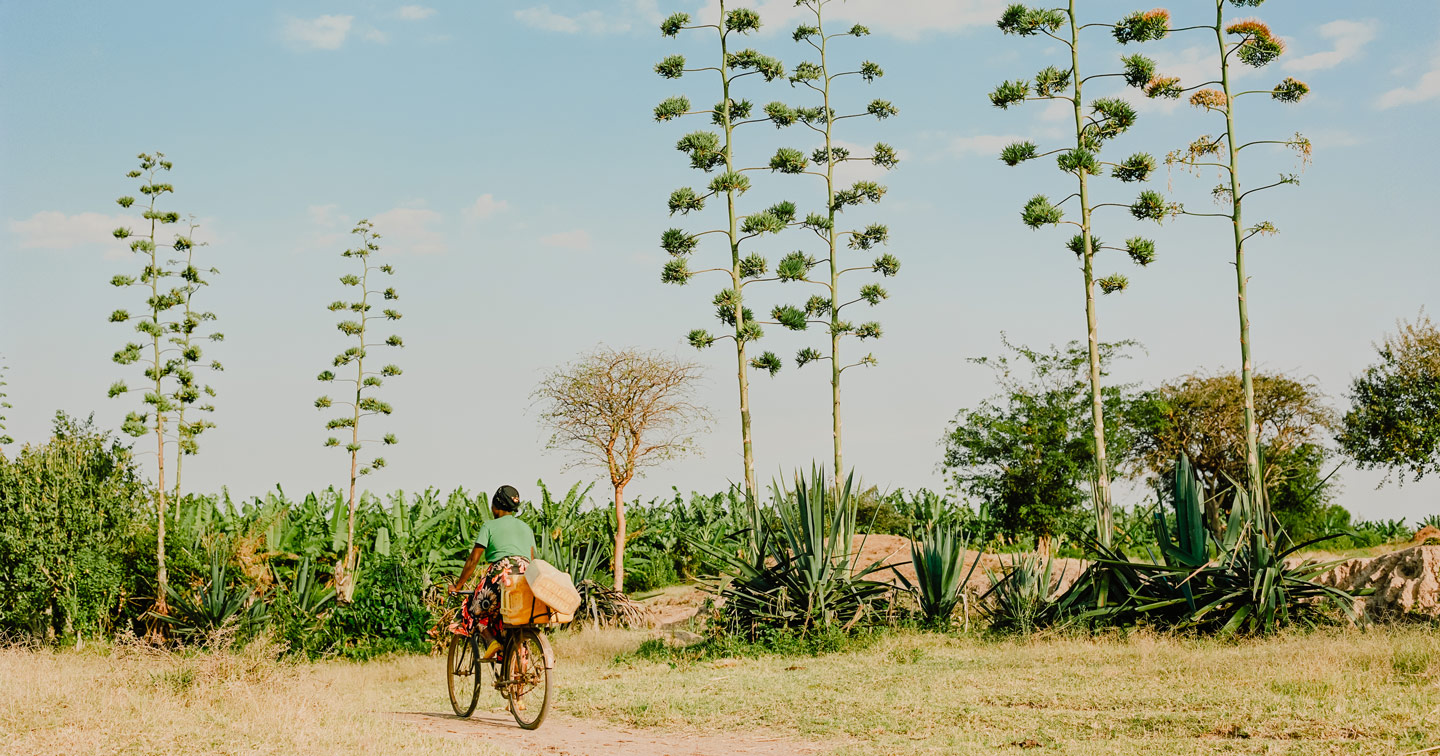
470,555,528,632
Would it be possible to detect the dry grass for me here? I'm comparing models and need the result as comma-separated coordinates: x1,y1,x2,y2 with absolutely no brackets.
2,627,1437,755
0,633,507,756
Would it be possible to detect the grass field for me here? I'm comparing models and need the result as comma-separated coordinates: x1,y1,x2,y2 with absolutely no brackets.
2,626,1437,755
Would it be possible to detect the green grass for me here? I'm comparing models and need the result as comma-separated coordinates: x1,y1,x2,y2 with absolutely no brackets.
553,626,1439,755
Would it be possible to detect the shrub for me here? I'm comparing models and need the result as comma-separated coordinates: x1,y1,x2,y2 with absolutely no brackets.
0,413,150,640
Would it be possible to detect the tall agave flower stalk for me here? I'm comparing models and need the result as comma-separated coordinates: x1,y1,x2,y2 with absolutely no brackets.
989,3,1171,547
654,3,793,502
1144,0,1312,512
768,0,900,485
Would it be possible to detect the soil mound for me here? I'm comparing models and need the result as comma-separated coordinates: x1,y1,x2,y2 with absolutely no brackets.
849,534,1087,597
1409,525,1440,546
1316,544,1440,620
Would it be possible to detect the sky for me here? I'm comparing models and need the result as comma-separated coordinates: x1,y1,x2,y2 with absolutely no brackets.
2,1,1437,521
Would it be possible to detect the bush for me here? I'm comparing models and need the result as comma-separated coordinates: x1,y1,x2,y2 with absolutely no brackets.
0,413,150,640
328,554,431,659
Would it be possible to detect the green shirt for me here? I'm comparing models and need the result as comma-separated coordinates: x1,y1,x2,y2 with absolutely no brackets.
474,514,536,563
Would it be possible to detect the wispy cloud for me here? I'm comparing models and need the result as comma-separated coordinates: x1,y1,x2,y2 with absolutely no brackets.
943,134,1024,160
9,210,218,260
463,194,509,220
696,0,1005,40
1378,32,1440,109
396,5,436,21
539,229,592,251
281,14,354,51
372,204,446,255
514,5,631,34
1284,19,1378,73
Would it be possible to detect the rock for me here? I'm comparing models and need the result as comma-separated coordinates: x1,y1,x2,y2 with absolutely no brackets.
1316,544,1440,620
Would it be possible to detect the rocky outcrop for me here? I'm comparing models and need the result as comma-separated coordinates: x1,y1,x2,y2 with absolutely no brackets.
1316,545,1440,621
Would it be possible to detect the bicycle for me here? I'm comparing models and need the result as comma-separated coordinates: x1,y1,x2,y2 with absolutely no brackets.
446,590,555,730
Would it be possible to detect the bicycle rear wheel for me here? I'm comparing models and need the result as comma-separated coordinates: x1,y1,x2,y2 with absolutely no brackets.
446,633,484,717
503,628,553,730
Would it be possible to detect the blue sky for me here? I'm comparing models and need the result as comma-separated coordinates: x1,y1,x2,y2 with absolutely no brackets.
2,1,1437,521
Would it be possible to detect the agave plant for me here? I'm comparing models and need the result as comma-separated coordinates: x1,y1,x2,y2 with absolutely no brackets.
149,545,265,641
979,553,1070,635
899,522,982,628
691,468,897,638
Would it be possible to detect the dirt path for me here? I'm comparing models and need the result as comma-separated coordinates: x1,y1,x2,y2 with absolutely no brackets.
397,710,834,756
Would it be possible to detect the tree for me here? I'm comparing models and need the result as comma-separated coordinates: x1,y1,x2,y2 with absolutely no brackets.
107,151,191,615
314,219,403,600
768,1,900,484
989,3,1171,547
1154,2,1313,499
1131,371,1337,536
1338,313,1440,483
941,338,1149,553
168,217,223,501
533,346,711,592
654,4,792,503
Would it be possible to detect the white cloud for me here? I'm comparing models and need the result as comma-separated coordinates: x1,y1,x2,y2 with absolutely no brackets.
281,14,354,51
463,194,509,220
539,229,592,251
697,0,1005,40
1284,19,1377,73
514,6,630,34
397,5,436,21
1378,33,1440,109
944,134,1025,160
361,27,389,44
371,204,446,255
9,211,219,260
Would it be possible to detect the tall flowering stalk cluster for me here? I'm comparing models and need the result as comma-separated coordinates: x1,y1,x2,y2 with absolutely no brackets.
1144,0,1312,526
108,151,221,615
988,2,1170,547
768,0,900,485
315,219,403,599
653,3,794,501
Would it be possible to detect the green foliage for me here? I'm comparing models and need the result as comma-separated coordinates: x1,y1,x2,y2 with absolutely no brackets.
1337,314,1440,482
1021,195,1062,227
999,140,1038,166
997,4,1064,36
1113,9,1170,44
1121,54,1156,88
0,360,12,446
943,340,1152,546
989,79,1029,109
1271,77,1310,103
1113,153,1156,183
899,523,982,628
150,544,266,641
692,469,897,638
980,553,1067,634
0,413,149,639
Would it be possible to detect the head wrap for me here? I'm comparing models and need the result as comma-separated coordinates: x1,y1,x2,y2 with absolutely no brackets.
492,485,521,512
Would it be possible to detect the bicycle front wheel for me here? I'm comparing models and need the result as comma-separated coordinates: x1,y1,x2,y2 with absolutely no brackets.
446,633,484,717
504,628,553,730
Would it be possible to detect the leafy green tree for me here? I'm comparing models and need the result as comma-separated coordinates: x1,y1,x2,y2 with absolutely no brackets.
654,4,792,502
532,346,712,592
168,217,223,500
941,338,1150,553
1338,313,1440,483
989,3,1170,548
1130,370,1337,536
0,413,149,640
107,151,190,614
1151,2,1313,499
768,1,900,484
314,219,403,599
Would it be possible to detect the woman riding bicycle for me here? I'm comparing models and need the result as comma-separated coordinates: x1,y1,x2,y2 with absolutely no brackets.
450,484,536,660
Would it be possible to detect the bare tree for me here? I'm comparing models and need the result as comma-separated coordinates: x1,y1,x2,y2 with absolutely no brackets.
533,347,711,592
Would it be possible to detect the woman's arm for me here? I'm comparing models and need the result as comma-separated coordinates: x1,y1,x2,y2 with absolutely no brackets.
451,544,485,591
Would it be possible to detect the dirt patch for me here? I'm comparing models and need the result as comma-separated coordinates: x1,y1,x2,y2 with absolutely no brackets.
1316,544,1440,620
636,587,709,628
850,534,1087,597
397,710,833,756
1409,525,1440,546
